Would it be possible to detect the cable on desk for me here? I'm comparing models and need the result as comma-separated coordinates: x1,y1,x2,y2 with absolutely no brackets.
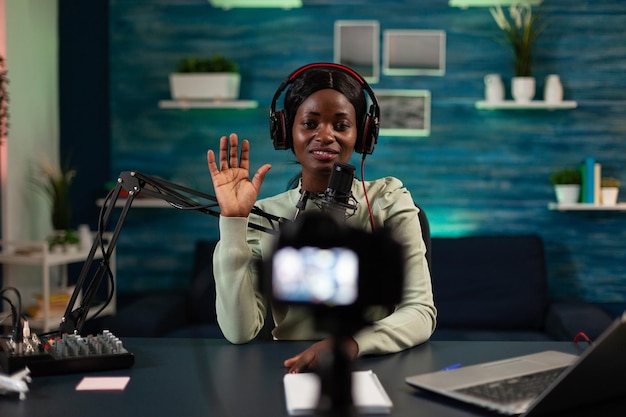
573,331,592,346
1,287,24,353
1,287,22,335
1,296,18,329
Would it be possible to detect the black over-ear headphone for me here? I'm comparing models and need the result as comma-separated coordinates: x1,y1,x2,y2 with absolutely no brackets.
269,62,380,155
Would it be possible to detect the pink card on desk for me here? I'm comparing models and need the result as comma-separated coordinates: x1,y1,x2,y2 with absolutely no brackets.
76,376,130,391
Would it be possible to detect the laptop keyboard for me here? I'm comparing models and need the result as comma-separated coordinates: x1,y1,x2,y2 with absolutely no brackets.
455,367,568,403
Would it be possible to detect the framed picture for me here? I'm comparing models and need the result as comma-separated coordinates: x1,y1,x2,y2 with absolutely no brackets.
334,20,380,83
383,30,446,76
375,89,431,137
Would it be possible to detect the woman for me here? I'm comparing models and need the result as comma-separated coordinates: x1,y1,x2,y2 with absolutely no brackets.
207,63,436,373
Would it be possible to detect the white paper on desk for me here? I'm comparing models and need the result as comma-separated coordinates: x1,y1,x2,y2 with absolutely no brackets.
76,376,130,391
283,370,392,415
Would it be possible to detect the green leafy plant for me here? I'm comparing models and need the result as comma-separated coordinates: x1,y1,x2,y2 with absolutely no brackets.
47,229,79,250
32,156,77,231
175,54,238,73
489,4,547,77
601,177,620,188
550,168,582,185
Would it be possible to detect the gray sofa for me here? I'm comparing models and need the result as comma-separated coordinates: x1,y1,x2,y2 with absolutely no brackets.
428,235,613,341
105,235,614,342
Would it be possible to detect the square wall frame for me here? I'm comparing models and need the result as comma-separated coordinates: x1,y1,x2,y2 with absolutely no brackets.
334,20,380,84
375,89,431,137
383,30,446,76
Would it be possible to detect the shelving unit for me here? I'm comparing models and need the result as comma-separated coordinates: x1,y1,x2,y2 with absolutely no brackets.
0,233,116,332
476,100,578,110
548,202,626,211
158,99,258,109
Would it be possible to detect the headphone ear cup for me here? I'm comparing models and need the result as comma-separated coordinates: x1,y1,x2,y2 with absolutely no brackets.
270,110,289,150
356,112,379,155
365,113,379,154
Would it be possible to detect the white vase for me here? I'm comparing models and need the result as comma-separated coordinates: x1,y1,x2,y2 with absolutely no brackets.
51,244,65,254
511,76,536,103
65,244,79,254
484,73,505,103
78,224,93,251
169,73,241,101
600,187,619,206
544,74,563,103
554,185,580,204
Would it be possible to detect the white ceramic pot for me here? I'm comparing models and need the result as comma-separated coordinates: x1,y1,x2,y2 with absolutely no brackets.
512,76,536,103
169,73,241,100
484,73,505,103
78,224,93,251
65,244,79,254
600,187,619,206
554,184,580,204
544,74,563,103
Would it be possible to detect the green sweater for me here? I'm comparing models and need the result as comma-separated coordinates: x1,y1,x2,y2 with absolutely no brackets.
213,176,436,356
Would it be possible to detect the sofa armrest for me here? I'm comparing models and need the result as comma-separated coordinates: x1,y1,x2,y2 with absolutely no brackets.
545,300,614,341
106,293,189,337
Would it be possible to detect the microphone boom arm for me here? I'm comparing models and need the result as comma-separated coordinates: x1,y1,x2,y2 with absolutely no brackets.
59,171,284,335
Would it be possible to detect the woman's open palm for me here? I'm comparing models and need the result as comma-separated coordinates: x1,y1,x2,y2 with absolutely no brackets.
207,133,271,217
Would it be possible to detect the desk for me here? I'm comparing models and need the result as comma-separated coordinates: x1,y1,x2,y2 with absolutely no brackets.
0,339,623,416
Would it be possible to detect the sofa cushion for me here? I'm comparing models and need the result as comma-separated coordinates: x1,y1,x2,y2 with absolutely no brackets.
431,235,548,331
104,292,188,337
165,323,224,339
187,239,219,325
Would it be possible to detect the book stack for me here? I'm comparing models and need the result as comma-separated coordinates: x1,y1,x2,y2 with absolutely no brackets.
580,157,601,204
26,287,76,319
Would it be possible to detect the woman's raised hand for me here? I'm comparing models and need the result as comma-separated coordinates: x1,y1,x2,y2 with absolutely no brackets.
207,133,272,218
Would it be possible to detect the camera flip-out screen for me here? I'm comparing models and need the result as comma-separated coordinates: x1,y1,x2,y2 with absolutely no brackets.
272,246,359,306
263,210,405,309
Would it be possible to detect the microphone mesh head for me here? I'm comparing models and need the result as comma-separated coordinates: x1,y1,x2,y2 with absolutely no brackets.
326,162,355,204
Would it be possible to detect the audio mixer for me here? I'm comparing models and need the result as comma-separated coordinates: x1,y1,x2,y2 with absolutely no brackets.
0,330,134,376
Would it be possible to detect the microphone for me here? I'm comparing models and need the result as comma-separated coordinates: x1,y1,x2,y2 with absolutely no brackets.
293,190,312,221
316,162,358,220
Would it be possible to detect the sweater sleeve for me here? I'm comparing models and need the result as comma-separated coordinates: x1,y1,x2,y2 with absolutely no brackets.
213,216,267,344
352,181,437,356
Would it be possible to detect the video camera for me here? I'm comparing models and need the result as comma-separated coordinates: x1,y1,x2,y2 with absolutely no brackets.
262,210,405,313
261,210,406,416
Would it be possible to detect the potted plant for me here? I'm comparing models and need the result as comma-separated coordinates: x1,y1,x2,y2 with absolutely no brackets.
600,177,620,206
489,4,547,102
48,229,80,253
32,157,80,252
550,168,581,204
169,54,240,101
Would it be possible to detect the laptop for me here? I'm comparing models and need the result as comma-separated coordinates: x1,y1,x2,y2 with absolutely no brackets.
406,313,626,416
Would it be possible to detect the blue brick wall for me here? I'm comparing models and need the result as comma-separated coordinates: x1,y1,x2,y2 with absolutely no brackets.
107,0,626,303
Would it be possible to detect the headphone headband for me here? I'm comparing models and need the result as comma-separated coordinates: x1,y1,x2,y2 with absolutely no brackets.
288,62,368,85
269,62,380,155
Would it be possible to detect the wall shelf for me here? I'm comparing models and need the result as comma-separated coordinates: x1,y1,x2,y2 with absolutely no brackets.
548,202,626,211
449,0,542,7
96,198,172,208
476,100,577,110
158,100,258,109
